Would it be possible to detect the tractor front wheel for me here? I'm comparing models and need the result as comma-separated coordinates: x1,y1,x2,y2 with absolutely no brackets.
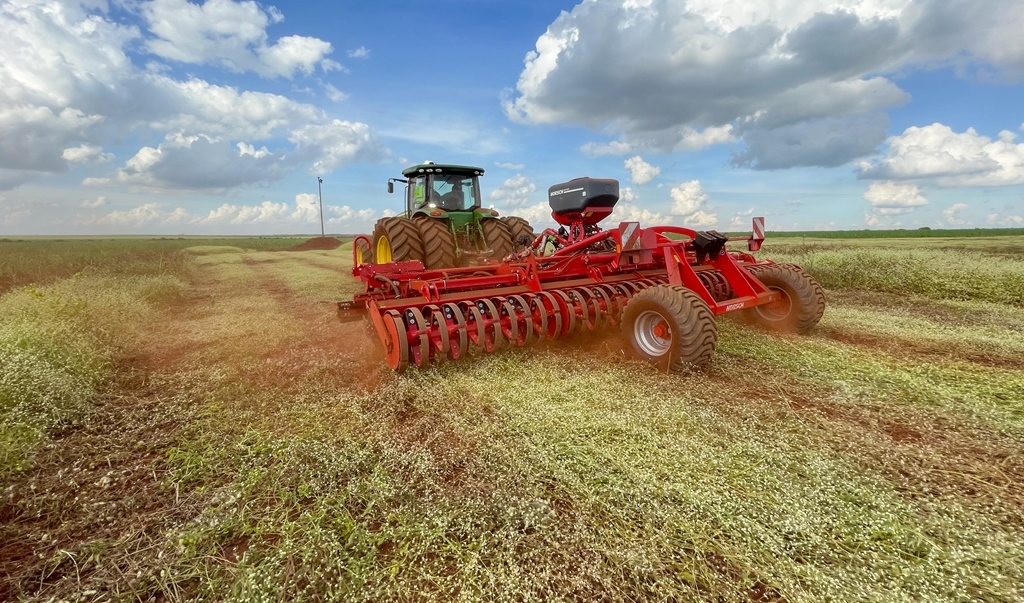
621,285,717,371
372,217,425,264
414,216,457,269
744,264,825,334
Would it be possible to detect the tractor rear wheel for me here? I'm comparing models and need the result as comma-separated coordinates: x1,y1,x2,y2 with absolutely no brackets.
481,218,514,260
502,216,534,251
744,263,825,333
372,217,424,264
621,285,717,371
414,216,457,269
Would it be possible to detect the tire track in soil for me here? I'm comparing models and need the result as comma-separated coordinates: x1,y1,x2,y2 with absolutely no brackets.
0,252,387,600
228,255,386,392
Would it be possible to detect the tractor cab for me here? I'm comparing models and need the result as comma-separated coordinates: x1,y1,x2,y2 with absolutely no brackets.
393,162,485,216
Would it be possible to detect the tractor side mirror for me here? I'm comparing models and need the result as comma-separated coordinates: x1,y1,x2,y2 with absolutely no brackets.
387,181,394,194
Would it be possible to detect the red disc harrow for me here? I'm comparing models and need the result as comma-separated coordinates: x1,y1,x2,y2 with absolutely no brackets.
338,179,825,372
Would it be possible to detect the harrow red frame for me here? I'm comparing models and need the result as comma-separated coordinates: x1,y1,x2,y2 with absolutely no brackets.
339,219,789,372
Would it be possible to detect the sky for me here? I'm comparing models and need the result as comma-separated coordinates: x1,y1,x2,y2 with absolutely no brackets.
1,0,1023,235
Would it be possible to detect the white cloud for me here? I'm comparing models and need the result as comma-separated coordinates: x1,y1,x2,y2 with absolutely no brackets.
583,125,735,156
942,202,969,225
612,184,718,228
987,213,1024,226
0,0,386,189
727,208,755,230
347,46,370,59
86,195,383,231
506,0,1024,169
501,202,555,229
861,123,1024,186
141,0,336,78
610,201,672,226
489,174,538,208
624,156,660,185
669,181,718,226
495,161,526,170
93,203,182,227
324,83,348,102
81,196,108,208
290,120,388,173
864,182,928,223
62,144,113,164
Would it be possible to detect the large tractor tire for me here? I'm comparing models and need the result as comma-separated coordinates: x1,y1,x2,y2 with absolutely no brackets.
744,263,825,334
414,216,457,269
481,218,514,260
502,216,535,251
621,285,717,371
372,217,424,264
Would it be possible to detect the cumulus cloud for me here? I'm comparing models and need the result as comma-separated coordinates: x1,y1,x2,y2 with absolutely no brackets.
323,83,349,102
863,181,928,227
669,180,717,224
583,125,735,156
610,188,672,225
987,213,1024,226
505,0,1024,169
81,196,108,208
85,195,382,231
860,123,1024,185
489,174,538,208
942,202,969,225
624,156,660,185
347,46,370,59
141,0,337,78
502,202,557,229
0,0,385,189
63,144,114,164
727,208,756,230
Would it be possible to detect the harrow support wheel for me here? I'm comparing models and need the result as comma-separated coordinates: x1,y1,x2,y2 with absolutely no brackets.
481,218,514,260
383,311,409,373
502,216,534,250
354,238,371,267
744,264,825,334
414,216,458,269
621,285,718,371
372,217,425,263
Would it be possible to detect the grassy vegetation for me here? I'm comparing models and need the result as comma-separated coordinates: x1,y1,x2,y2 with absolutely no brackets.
763,240,1024,306
2,235,1023,601
765,227,1024,239
0,237,306,293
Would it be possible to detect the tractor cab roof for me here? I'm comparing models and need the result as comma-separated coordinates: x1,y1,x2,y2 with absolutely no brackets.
402,162,485,178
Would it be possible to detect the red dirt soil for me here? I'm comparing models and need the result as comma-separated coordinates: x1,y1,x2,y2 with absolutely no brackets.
290,236,343,251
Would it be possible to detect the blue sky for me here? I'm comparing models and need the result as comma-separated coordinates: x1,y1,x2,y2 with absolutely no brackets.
2,0,1023,235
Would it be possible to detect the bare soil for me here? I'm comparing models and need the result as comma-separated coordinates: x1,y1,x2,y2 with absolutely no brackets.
289,236,343,251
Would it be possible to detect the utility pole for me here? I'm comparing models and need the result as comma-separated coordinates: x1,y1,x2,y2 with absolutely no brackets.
317,176,325,237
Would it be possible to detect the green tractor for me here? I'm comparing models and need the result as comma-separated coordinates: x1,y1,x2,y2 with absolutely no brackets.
364,162,534,269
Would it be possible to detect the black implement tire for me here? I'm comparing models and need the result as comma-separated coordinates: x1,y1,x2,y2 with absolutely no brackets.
414,216,457,269
372,217,424,264
621,285,717,371
502,216,535,251
481,218,514,260
744,263,825,334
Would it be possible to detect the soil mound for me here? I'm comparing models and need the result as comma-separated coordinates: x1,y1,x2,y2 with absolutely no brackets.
290,236,343,251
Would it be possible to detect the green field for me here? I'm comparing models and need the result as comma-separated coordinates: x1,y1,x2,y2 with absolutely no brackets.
1,233,1022,602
